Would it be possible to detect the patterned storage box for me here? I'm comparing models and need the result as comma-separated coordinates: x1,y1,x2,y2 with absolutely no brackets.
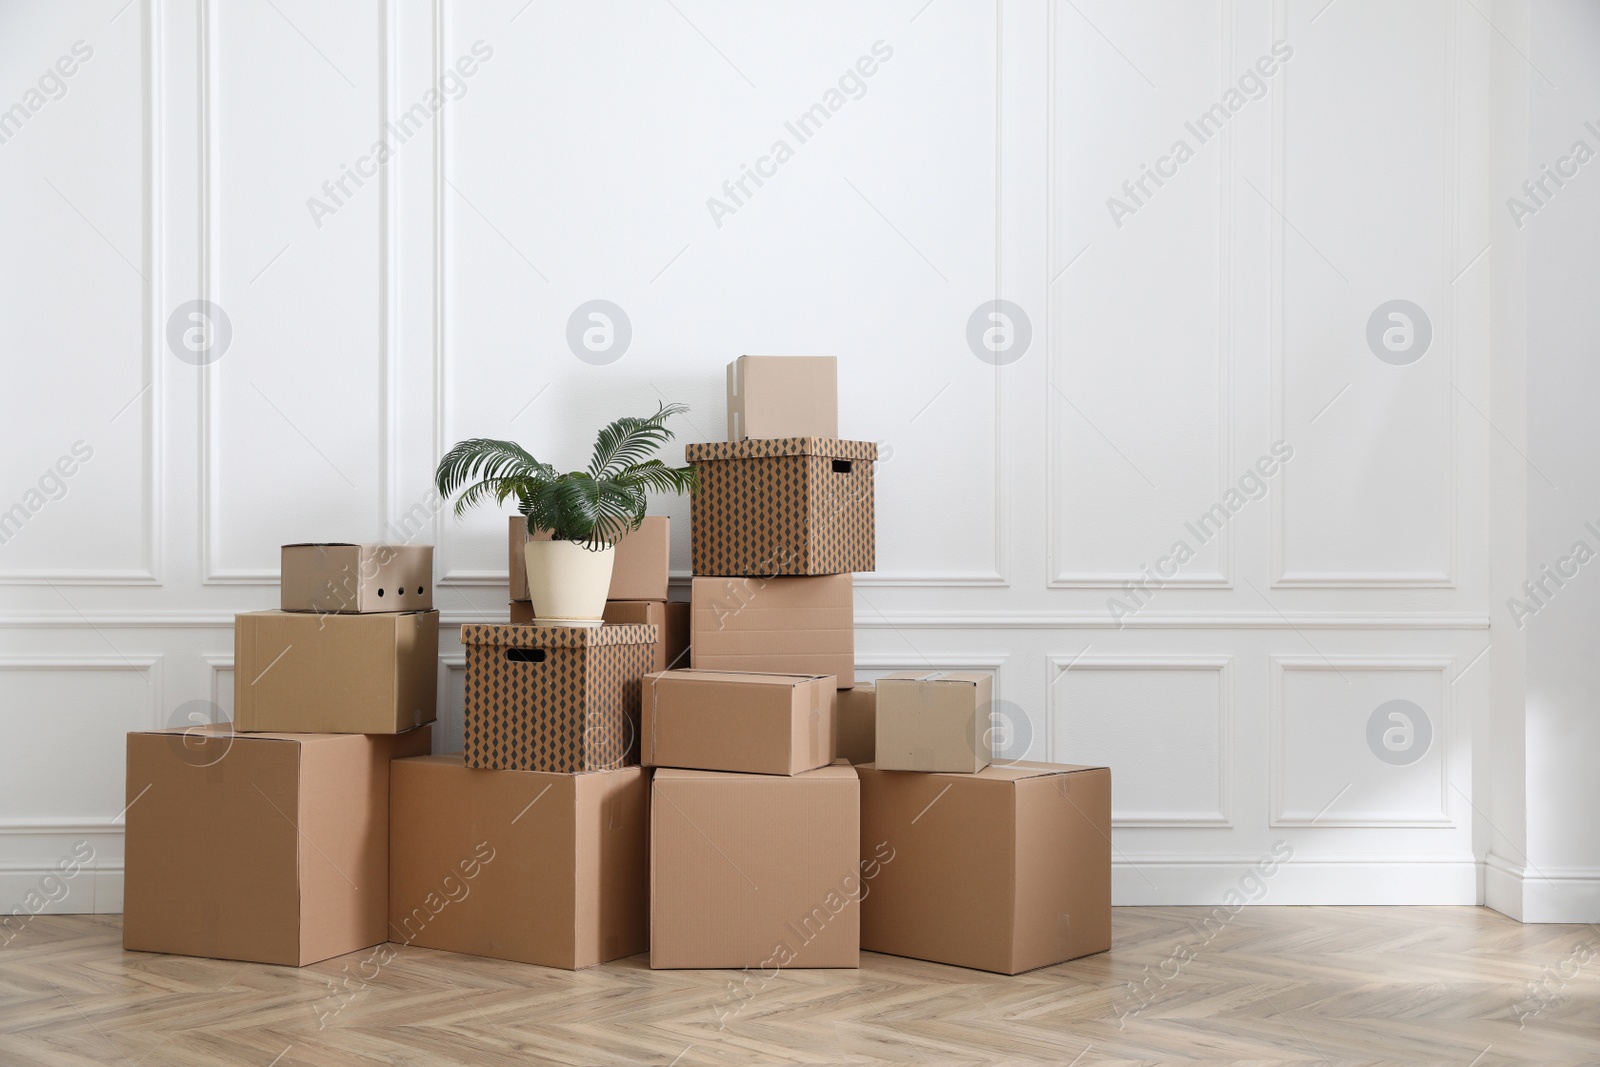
685,437,877,577
461,623,656,773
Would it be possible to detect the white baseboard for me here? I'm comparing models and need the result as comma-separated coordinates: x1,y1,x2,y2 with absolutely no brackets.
1483,853,1600,923
0,867,123,918
1113,854,1478,906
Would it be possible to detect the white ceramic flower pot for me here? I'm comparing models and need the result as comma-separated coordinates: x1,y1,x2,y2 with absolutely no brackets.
523,538,615,626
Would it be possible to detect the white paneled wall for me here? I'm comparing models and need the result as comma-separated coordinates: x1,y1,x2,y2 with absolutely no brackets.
0,0,1501,911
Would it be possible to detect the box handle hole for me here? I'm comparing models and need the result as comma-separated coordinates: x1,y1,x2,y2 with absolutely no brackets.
507,648,546,664
831,459,853,473
377,588,385,597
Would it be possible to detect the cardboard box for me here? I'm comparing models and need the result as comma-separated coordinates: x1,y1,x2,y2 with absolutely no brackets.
510,516,670,602
512,600,689,673
389,754,647,970
234,610,439,734
727,355,838,440
691,574,853,688
857,762,1111,975
685,438,876,577
836,685,876,765
651,763,860,969
875,671,993,774
643,670,836,775
280,543,433,613
460,622,656,773
123,724,432,967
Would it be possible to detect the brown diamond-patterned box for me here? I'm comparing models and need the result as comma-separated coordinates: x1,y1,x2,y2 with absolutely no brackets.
461,623,656,773
685,437,877,577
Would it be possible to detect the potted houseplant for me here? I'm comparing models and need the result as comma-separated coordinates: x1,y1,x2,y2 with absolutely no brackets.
435,402,698,625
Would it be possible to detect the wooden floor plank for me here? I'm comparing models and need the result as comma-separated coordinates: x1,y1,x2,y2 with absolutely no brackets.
0,908,1594,1065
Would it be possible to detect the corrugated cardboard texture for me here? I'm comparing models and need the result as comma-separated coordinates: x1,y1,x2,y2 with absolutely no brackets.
643,670,836,775
123,725,431,967
460,623,656,772
690,574,853,688
280,543,434,613
511,601,690,674
684,438,876,577
511,516,670,602
233,610,439,734
857,762,1111,974
388,755,648,969
836,685,876,765
875,671,992,774
726,355,837,440
651,764,860,969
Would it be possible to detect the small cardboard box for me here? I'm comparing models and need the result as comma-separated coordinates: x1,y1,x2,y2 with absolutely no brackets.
875,671,992,774
510,516,670,602
691,574,853,688
857,762,1111,975
836,685,876,765
460,622,656,773
234,610,439,734
651,763,860,969
727,355,838,440
685,438,876,577
389,754,648,970
643,670,836,775
123,724,432,967
280,543,433,613
512,600,689,673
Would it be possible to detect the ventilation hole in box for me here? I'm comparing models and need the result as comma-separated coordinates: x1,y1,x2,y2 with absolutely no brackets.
507,648,546,664
831,459,853,473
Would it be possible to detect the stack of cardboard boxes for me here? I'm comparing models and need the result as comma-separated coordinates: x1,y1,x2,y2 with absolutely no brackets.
123,544,438,966
118,356,1112,979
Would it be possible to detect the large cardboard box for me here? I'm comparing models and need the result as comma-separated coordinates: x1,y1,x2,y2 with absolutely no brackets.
690,574,853,688
643,670,836,775
836,685,876,765
727,355,837,440
510,516,670,602
123,725,432,966
511,599,689,673
280,543,433,613
460,622,656,772
685,438,876,577
389,755,648,969
234,610,438,734
874,671,992,774
857,762,1111,975
651,763,860,969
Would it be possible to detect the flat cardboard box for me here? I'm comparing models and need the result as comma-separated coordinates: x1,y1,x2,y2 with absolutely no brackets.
651,763,860,969
875,671,992,774
643,670,836,775
727,355,838,440
460,622,656,773
123,724,432,967
234,610,439,734
836,685,876,765
857,762,1111,975
510,516,670,602
691,574,853,688
511,600,689,673
280,543,433,613
685,438,876,577
389,755,647,970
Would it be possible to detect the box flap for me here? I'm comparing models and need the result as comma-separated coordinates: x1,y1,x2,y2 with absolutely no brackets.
460,622,658,649
649,668,829,687
860,760,1104,782
685,438,879,462
651,762,857,783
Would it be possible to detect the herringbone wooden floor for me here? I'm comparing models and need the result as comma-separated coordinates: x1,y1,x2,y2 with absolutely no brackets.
0,907,1595,1065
